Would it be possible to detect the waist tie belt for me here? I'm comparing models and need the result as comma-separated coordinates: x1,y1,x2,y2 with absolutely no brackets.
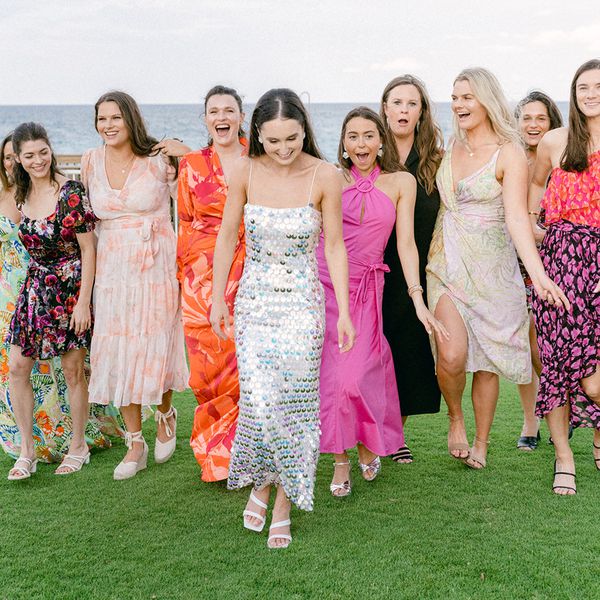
352,261,390,364
101,215,171,271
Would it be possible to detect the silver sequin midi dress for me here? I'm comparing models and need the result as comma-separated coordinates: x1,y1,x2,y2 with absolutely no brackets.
227,202,325,511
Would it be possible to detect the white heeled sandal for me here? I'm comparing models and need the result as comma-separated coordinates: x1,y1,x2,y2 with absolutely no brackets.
154,406,177,464
330,461,352,497
55,451,90,475
113,431,148,480
243,490,269,532
267,519,292,549
359,456,381,481
7,457,38,481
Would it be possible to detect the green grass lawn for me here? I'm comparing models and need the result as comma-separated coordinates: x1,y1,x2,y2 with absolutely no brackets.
1,382,599,600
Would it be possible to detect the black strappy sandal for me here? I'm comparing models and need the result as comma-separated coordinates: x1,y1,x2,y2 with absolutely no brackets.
593,443,600,471
552,460,577,495
390,445,414,464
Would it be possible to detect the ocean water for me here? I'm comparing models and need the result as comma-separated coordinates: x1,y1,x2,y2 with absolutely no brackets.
0,102,569,162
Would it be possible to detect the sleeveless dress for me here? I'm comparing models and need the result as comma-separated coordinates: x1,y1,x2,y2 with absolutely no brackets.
227,164,325,512
82,147,189,407
532,151,600,429
1,196,123,461
383,146,441,416
426,142,530,382
317,165,404,455
177,142,247,482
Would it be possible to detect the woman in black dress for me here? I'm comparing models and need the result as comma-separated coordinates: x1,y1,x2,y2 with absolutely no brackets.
380,75,443,462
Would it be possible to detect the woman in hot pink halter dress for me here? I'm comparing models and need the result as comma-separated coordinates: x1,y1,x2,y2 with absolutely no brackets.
317,107,446,496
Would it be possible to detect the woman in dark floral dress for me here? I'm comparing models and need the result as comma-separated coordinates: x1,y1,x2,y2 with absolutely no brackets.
6,122,97,480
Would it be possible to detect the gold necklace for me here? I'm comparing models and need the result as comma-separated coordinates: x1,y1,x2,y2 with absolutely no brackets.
464,139,499,158
106,149,135,174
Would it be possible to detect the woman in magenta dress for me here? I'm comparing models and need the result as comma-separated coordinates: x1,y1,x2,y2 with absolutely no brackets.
317,107,447,496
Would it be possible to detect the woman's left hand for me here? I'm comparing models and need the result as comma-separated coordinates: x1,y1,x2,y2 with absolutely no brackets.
593,279,600,294
532,271,571,312
153,139,192,157
336,313,356,353
415,304,450,340
70,302,91,335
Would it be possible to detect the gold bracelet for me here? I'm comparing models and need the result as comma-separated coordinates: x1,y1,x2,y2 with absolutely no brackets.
407,284,424,297
528,211,540,216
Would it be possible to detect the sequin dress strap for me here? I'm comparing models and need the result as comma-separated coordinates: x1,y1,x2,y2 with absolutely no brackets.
307,163,321,206
247,160,254,205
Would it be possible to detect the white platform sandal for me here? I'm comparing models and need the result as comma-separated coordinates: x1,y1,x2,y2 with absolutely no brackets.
154,406,177,464
243,490,268,532
114,431,148,480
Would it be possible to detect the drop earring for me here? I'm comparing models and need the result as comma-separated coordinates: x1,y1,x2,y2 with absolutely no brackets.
258,137,263,144
342,150,349,159
377,145,383,157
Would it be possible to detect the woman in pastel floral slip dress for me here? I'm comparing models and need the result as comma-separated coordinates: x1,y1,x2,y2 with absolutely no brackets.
82,91,189,480
427,67,568,470
211,89,354,549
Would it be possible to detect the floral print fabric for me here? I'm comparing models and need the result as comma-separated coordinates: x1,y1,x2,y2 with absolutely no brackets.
7,180,95,359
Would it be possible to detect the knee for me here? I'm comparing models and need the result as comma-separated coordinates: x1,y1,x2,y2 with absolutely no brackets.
9,355,33,383
437,349,466,378
581,377,600,404
61,362,86,389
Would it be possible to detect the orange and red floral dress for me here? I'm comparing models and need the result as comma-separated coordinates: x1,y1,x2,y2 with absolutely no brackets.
177,142,246,482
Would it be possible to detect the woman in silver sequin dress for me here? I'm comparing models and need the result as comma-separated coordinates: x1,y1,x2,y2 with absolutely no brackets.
211,89,354,549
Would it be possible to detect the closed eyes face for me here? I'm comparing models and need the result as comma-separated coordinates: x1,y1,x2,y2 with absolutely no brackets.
2,140,15,176
451,79,487,131
383,84,422,138
17,139,52,179
343,116,381,171
259,118,304,164
205,94,244,147
575,68,600,118
96,101,130,147
519,101,551,148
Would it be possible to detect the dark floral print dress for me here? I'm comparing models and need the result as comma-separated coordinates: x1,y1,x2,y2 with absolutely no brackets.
7,180,96,359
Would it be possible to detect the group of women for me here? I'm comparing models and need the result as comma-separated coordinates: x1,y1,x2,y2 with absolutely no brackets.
1,58,598,550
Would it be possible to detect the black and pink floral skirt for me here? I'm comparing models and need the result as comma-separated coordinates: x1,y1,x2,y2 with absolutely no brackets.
532,219,599,428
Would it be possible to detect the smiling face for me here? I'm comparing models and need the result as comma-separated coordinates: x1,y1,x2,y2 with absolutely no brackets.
343,116,381,173
575,68,600,119
451,79,488,132
259,117,304,165
96,101,131,148
518,101,551,148
383,84,422,140
205,94,244,147
17,139,52,181
2,140,15,177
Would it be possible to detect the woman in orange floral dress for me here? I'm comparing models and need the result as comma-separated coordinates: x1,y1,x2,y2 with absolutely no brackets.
177,86,247,481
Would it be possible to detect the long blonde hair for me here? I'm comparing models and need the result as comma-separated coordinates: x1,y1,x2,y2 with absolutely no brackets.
380,75,443,195
453,67,522,147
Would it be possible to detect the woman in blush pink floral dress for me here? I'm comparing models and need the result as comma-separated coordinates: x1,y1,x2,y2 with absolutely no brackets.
82,91,189,480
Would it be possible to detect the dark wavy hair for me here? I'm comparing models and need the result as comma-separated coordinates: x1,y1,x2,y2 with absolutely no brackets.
12,122,63,206
561,58,600,172
1,132,14,191
514,90,563,134
248,88,323,159
380,74,443,195
204,85,246,146
337,106,405,175
94,90,179,173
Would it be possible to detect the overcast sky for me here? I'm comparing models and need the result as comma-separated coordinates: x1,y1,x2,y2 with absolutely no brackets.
1,0,598,105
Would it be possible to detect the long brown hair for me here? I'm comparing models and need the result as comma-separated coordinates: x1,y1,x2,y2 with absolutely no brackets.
94,90,178,171
380,75,443,194
561,59,600,172
12,122,63,206
0,133,14,191
249,88,323,159
337,106,404,174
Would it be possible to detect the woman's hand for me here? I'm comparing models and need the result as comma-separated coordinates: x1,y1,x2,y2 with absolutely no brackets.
153,139,191,157
336,312,355,353
70,302,91,335
210,298,232,340
532,271,571,312
414,303,450,340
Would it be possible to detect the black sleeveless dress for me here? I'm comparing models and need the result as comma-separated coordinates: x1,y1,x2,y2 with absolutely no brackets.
382,146,441,416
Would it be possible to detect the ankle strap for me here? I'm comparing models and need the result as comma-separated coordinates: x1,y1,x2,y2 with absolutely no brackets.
124,430,145,449
447,413,464,422
333,461,350,466
155,407,176,437
475,436,490,445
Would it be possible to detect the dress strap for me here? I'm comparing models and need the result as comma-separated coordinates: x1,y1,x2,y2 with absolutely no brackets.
247,160,254,205
307,163,321,206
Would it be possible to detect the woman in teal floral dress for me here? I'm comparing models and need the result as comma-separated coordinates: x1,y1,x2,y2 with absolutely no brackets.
3,125,121,479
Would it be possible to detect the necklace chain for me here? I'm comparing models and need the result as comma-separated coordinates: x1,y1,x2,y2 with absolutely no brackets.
106,148,135,174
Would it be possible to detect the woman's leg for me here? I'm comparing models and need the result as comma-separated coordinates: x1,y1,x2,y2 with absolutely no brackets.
434,295,469,458
268,485,292,548
331,451,351,496
517,314,541,444
466,370,499,468
56,348,90,472
120,403,144,461
581,365,600,467
7,346,35,462
546,403,575,495
156,389,176,444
